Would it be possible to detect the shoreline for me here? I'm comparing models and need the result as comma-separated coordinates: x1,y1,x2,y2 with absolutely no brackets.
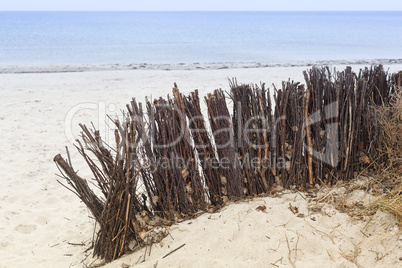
1,58,402,74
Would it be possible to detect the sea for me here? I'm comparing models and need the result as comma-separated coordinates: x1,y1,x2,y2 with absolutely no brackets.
0,11,401,65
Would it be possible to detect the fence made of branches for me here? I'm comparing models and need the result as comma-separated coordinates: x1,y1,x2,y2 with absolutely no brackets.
54,65,397,262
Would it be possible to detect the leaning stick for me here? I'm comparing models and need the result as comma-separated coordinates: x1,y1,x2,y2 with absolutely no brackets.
305,88,313,185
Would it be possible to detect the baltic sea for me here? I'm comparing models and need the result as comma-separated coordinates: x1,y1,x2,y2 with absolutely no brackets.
0,11,401,65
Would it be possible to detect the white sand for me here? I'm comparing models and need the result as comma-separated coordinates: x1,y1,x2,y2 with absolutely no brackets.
1,64,401,267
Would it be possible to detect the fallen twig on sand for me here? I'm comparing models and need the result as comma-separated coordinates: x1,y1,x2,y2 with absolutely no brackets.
162,243,186,259
285,234,296,268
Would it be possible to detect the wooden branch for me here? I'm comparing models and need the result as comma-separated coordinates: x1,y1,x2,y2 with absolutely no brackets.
305,88,314,185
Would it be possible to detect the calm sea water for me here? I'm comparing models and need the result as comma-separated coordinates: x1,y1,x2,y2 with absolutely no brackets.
0,11,401,65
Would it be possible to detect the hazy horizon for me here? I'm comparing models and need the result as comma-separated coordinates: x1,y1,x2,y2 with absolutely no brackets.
1,0,402,11
1,11,401,65
1,10,402,12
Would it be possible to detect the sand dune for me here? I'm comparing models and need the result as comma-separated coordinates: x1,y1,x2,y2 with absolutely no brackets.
0,64,401,267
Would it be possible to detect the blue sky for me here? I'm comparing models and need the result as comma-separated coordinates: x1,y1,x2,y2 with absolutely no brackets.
1,0,402,11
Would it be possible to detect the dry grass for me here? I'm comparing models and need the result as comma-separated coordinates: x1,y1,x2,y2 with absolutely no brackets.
376,74,402,169
367,185,402,227
369,74,402,226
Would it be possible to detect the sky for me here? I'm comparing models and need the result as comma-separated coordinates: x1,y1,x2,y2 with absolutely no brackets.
1,0,401,11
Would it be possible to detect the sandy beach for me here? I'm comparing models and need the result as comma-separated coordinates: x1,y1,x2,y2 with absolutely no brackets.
1,63,402,267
